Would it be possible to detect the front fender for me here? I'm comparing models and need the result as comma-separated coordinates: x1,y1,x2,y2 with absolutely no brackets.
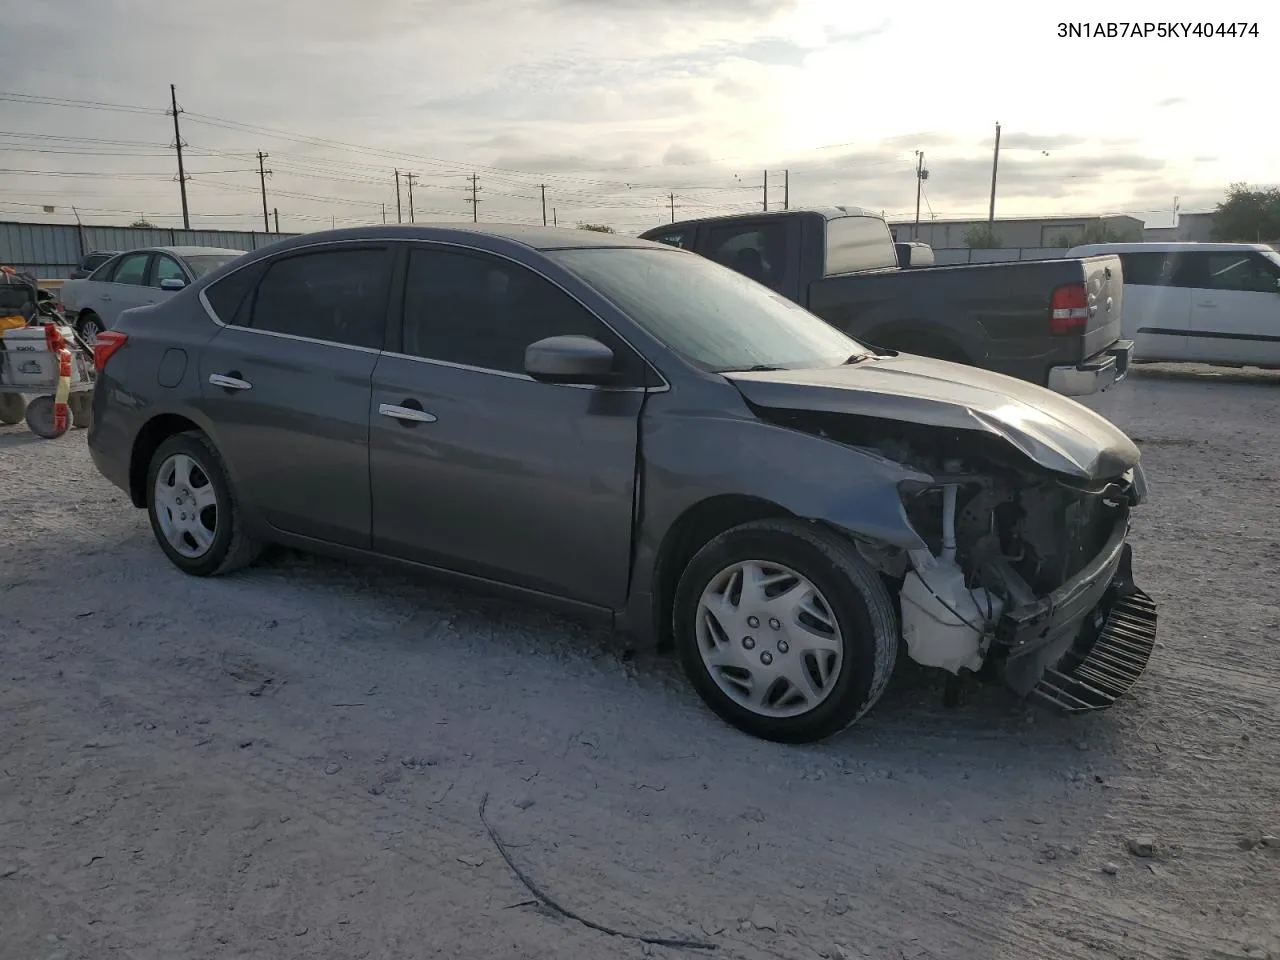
645,413,928,549
623,405,930,642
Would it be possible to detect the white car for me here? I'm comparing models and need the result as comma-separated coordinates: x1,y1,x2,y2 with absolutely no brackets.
60,246,246,346
1067,241,1280,367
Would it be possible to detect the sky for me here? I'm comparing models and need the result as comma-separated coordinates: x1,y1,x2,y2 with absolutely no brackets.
0,0,1275,236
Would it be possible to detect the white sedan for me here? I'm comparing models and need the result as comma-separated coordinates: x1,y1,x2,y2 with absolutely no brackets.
60,246,245,346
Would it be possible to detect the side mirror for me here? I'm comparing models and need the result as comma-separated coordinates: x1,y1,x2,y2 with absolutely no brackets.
525,335,615,384
159,278,186,291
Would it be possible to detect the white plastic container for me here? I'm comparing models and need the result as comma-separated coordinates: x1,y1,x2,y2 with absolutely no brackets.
900,559,1005,675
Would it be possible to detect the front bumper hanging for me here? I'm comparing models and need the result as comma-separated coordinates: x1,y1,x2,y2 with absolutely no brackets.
1029,586,1158,712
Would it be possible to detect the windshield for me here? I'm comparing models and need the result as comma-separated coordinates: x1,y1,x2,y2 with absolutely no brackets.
549,246,869,372
183,254,242,278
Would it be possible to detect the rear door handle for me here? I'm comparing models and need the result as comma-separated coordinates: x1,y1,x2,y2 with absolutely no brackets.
209,373,252,391
379,402,436,424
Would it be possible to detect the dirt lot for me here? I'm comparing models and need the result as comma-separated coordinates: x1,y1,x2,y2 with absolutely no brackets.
1,365,1277,960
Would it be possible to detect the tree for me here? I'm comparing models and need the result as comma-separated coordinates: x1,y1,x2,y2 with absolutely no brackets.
577,223,615,233
130,218,156,228
1052,221,1142,248
1211,183,1280,242
962,224,1003,249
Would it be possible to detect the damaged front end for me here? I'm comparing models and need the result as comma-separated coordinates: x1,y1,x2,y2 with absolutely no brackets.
771,410,1158,712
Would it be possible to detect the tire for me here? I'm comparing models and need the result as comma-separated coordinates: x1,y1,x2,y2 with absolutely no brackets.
69,392,92,429
76,312,104,351
145,431,263,577
24,395,68,439
0,393,25,425
673,518,898,743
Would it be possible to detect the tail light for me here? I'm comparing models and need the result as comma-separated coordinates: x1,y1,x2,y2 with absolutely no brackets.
1049,283,1089,335
94,330,128,371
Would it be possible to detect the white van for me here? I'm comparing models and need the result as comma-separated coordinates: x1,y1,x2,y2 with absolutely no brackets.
1066,242,1280,367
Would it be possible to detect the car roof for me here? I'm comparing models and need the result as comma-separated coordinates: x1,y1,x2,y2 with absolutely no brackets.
649,206,883,235
1067,241,1274,255
235,223,661,255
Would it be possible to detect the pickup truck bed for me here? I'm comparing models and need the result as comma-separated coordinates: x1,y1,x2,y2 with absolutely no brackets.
641,208,1133,396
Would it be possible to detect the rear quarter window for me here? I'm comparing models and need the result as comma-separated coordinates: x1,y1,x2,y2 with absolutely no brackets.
202,261,267,326
824,216,898,276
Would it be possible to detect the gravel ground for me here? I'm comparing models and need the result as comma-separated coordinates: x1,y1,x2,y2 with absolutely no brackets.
1,364,1277,960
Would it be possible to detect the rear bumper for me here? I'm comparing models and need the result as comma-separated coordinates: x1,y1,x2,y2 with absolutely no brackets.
1046,339,1134,396
995,521,1156,710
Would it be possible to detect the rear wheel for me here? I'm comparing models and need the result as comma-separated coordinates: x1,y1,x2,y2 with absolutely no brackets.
0,394,25,425
673,518,898,743
24,395,68,439
146,432,262,577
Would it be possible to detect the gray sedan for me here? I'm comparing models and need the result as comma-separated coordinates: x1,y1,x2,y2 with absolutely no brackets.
86,225,1157,742
59,245,245,346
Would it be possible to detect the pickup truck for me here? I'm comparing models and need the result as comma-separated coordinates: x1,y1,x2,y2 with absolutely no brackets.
640,208,1133,396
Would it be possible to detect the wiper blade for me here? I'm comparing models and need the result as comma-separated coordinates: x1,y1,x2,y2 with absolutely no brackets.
720,364,783,372
843,353,875,365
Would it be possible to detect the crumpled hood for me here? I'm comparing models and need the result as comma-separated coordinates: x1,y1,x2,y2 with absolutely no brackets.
726,354,1141,480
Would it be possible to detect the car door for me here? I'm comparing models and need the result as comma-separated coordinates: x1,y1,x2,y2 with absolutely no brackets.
1118,251,1191,361
95,251,154,328
1186,251,1280,365
368,242,651,609
196,243,394,548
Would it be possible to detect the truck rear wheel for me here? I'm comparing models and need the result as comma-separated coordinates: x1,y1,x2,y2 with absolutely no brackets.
673,518,898,743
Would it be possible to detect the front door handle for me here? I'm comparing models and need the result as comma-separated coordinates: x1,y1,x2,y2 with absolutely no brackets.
209,373,252,391
379,402,437,424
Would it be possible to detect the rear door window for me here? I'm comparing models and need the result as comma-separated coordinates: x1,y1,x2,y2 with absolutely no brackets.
246,247,391,349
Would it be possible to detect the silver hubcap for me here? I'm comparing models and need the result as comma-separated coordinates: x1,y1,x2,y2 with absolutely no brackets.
153,453,219,559
81,319,101,346
695,560,844,718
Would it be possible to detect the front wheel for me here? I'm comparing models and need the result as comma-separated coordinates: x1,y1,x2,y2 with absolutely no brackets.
673,518,898,743
146,432,262,577
76,312,104,352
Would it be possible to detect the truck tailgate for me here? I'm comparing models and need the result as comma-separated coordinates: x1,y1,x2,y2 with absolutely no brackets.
1079,255,1123,359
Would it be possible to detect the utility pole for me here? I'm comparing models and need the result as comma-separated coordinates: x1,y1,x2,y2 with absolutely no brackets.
783,170,789,210
466,174,481,222
169,84,190,229
394,169,402,223
552,207,557,227
404,173,417,223
273,207,279,233
763,169,769,211
987,122,1001,225
381,203,386,224
540,184,547,226
669,192,676,223
256,151,272,233
913,151,928,239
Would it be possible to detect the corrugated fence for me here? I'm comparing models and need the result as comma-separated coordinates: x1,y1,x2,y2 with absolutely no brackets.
0,221,303,279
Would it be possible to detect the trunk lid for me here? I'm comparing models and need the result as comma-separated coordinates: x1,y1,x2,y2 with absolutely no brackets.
726,353,1141,480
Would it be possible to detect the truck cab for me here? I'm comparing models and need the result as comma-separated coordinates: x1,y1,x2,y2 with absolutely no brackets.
642,208,1133,397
